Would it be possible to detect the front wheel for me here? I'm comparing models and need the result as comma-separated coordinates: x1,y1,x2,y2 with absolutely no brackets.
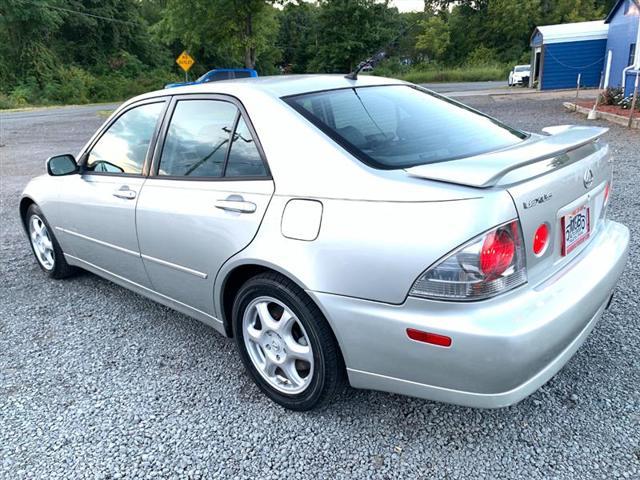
232,272,345,411
25,204,76,279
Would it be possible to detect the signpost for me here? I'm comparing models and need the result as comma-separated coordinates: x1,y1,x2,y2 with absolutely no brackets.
176,51,195,82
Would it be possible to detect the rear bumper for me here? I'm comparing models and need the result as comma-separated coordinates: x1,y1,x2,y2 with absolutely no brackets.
309,220,629,408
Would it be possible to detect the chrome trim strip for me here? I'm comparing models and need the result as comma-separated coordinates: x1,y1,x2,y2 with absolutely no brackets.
64,253,220,325
56,227,139,257
141,254,208,279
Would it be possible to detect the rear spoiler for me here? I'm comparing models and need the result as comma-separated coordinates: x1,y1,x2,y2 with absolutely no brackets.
405,125,608,188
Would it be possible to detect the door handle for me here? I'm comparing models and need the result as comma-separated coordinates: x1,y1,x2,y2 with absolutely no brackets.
215,199,257,214
112,186,136,200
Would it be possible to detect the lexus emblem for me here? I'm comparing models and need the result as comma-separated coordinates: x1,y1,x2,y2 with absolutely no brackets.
583,169,594,189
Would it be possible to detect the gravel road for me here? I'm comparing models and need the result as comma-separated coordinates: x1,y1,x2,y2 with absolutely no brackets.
1,94,639,479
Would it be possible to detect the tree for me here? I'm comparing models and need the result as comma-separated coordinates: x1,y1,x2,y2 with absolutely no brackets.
0,0,65,85
415,16,450,62
156,0,280,71
310,0,400,73
277,1,319,73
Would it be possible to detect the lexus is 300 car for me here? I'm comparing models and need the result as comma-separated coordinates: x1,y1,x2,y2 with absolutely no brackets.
20,75,629,411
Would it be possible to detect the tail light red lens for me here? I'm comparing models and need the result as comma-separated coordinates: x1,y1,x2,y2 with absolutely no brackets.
480,227,516,279
532,223,549,256
410,220,527,301
604,182,610,205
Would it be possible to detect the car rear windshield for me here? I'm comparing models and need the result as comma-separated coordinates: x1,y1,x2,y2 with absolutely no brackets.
515,66,530,72
285,85,527,169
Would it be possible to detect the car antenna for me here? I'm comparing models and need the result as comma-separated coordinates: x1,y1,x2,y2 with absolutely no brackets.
344,18,422,81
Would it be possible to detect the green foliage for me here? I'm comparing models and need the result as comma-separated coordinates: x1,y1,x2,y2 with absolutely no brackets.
599,87,625,105
156,0,280,71
466,46,500,66
0,0,624,108
277,2,319,73
309,0,401,73
392,64,509,83
598,87,640,111
415,16,450,62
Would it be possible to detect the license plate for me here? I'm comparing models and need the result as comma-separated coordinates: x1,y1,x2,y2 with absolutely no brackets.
561,205,590,256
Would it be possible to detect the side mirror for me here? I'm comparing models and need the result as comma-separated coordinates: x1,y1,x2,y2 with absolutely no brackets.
47,154,78,176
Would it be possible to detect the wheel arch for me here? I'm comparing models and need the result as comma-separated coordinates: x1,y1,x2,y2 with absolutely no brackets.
217,260,313,338
19,196,36,232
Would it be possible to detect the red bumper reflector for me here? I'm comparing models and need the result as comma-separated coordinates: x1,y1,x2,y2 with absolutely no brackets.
406,328,452,347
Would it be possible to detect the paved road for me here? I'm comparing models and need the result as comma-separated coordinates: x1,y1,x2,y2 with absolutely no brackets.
0,103,120,122
1,94,639,479
421,80,508,92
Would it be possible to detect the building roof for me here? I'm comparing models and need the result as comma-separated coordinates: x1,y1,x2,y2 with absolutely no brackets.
605,0,640,23
531,21,609,46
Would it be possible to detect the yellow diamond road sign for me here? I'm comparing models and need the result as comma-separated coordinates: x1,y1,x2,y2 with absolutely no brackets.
176,51,195,72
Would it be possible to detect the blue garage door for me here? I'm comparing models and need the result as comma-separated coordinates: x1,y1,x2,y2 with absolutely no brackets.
542,39,607,90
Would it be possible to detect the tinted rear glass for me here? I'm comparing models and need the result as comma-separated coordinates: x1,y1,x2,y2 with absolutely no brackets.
515,66,530,72
285,85,527,169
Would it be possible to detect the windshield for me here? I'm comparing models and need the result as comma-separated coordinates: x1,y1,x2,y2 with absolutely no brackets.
515,66,530,72
285,85,527,169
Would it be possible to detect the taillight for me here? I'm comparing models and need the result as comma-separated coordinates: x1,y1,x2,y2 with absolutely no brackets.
532,223,549,256
604,182,610,206
480,226,516,279
409,220,527,301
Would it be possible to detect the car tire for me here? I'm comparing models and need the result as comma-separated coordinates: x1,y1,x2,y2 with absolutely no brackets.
25,204,76,279
232,272,345,411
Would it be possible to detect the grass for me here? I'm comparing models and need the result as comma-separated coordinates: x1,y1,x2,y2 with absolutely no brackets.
398,65,509,84
96,109,115,118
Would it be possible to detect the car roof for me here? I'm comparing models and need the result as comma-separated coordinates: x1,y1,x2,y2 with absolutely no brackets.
138,74,407,102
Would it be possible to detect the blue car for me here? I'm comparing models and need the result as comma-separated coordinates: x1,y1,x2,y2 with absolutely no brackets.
165,68,258,89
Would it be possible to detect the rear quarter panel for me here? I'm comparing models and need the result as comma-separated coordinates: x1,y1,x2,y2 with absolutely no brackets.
215,191,518,310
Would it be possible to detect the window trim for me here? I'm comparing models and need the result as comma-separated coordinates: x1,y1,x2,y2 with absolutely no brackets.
282,84,529,171
78,97,170,178
149,93,272,182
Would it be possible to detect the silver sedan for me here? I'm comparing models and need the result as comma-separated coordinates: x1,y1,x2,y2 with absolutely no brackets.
20,75,629,410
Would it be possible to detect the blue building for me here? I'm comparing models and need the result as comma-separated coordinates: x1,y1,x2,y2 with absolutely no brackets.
530,21,609,90
604,0,640,96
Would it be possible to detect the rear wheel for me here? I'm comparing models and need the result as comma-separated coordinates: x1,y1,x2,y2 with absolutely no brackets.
232,272,344,410
25,204,75,279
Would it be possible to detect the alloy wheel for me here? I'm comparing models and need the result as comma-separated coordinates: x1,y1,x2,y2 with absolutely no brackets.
29,215,55,270
242,296,314,395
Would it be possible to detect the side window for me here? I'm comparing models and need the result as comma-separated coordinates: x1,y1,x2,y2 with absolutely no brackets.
233,71,252,79
159,100,238,177
225,117,266,177
86,102,163,174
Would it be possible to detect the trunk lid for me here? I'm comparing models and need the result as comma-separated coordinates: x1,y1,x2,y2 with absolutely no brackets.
406,125,612,285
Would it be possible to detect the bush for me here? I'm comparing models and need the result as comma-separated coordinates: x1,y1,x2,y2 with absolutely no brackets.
382,64,508,84
0,65,179,109
465,46,499,67
619,95,640,111
599,87,624,106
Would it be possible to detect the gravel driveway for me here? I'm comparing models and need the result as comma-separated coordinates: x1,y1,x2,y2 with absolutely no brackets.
1,95,638,479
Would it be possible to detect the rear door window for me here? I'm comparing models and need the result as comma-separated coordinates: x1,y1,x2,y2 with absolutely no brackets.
157,98,268,179
159,100,237,177
225,117,266,177
285,85,527,169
